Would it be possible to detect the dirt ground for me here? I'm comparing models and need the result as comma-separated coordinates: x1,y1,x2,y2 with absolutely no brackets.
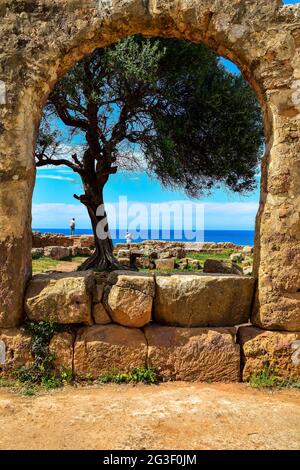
0,382,299,450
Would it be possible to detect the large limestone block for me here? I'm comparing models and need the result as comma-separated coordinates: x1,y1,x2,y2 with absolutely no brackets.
0,328,33,370
43,246,71,260
155,258,175,271
73,325,147,379
154,274,255,327
106,272,155,328
25,271,94,324
203,259,243,275
49,332,74,371
238,326,300,381
145,325,240,382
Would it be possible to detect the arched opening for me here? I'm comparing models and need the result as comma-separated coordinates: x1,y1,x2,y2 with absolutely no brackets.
32,35,263,279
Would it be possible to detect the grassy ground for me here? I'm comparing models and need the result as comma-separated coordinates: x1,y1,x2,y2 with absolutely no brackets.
32,257,60,273
32,255,87,273
186,250,234,262
32,251,251,274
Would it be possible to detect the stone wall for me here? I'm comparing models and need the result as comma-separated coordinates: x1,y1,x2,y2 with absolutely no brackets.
0,1,299,353
32,233,246,252
1,270,299,382
32,232,95,249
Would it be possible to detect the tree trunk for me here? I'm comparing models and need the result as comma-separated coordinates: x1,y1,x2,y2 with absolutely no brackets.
77,190,127,271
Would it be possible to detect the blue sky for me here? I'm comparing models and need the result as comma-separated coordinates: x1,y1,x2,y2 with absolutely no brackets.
33,1,297,230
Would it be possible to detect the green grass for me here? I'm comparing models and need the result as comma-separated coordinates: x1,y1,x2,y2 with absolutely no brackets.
32,257,60,273
186,250,235,263
249,366,300,389
97,367,158,385
32,255,88,273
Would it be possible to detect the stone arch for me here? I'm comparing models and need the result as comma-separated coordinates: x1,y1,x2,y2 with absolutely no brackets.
0,0,299,331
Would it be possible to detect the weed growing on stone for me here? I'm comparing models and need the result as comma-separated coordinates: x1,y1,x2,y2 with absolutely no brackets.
12,321,73,390
249,366,300,389
97,367,158,385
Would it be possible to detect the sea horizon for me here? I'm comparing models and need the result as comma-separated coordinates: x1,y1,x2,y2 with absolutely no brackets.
33,228,255,246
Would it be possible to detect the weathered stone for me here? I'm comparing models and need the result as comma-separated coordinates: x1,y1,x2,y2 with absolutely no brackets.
107,271,155,296
93,303,111,325
43,246,71,260
242,246,253,255
154,274,254,327
238,326,300,381
134,256,151,269
106,273,154,328
171,247,186,259
118,249,130,258
25,271,94,324
243,266,253,276
70,246,93,257
230,253,244,262
242,257,253,267
187,259,200,269
155,258,175,271
117,257,131,267
177,258,188,270
159,251,172,259
31,248,44,259
145,325,240,382
49,332,74,371
203,259,243,276
145,250,158,260
0,328,33,370
73,325,147,378
32,233,95,249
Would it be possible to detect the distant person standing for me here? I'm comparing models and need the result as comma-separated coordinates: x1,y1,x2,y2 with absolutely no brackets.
125,231,133,246
70,218,76,236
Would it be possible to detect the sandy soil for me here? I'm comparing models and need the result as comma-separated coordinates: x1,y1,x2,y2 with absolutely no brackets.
0,382,299,450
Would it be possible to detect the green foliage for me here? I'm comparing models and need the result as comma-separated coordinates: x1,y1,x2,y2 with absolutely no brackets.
106,36,166,84
249,366,300,389
98,367,158,385
22,386,38,397
37,36,264,198
14,321,73,389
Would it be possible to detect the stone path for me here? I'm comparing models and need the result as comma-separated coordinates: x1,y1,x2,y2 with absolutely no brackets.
0,383,299,450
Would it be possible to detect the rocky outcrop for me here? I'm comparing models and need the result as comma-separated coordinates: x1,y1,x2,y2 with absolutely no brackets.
238,326,300,381
73,324,147,379
153,274,254,327
105,272,155,328
25,271,94,324
145,325,240,382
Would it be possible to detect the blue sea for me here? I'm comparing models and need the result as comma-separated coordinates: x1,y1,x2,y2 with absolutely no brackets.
33,229,255,246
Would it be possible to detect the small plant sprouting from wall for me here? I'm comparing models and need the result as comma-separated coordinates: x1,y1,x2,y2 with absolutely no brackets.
249,365,300,389
13,321,73,393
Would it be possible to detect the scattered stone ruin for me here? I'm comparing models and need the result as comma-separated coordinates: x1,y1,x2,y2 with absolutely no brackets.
0,1,300,382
